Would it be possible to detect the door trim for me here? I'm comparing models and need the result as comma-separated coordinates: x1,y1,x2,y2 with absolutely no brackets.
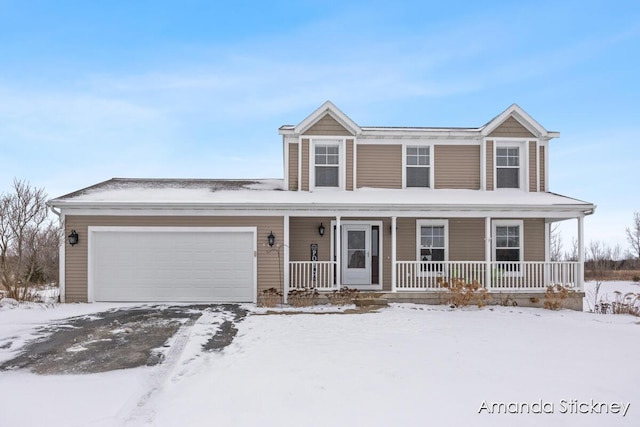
330,220,383,290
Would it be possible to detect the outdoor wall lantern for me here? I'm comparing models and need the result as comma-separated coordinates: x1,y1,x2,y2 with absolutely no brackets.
318,223,326,237
68,230,79,246
268,231,275,247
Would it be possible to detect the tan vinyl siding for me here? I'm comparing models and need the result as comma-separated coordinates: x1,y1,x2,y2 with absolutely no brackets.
301,139,309,191
289,217,333,262
524,218,545,261
396,218,417,261
449,218,485,261
529,141,537,192
434,145,481,189
488,116,535,138
540,145,546,191
303,113,353,136
288,143,299,191
486,140,494,191
64,216,284,302
356,144,402,189
346,139,354,191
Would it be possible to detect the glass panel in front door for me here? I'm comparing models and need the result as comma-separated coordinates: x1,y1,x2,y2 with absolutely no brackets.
347,230,366,269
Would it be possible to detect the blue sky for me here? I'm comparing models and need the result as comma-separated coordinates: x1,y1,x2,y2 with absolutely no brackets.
0,0,638,252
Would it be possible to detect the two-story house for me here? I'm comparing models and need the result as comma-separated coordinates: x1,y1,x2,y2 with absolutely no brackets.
49,101,595,308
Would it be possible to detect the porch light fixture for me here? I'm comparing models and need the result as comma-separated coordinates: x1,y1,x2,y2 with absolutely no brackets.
68,230,79,246
318,223,325,237
268,231,275,247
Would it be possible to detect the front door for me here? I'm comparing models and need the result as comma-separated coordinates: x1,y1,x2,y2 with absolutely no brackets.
341,225,371,285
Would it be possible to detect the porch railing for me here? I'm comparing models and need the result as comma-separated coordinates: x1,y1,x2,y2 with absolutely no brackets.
289,261,337,290
395,261,580,291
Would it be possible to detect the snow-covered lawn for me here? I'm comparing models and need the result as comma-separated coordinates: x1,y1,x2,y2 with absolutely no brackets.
0,282,639,427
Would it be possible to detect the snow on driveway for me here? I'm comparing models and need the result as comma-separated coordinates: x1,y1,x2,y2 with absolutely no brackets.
0,282,638,427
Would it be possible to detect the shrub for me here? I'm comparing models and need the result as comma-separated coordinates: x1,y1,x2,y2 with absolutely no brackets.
440,279,491,308
596,291,640,316
543,284,573,310
497,293,518,307
633,275,640,283
288,288,319,307
326,287,359,305
257,287,282,307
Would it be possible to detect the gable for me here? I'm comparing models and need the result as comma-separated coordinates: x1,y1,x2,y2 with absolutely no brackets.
303,113,354,136
487,116,536,138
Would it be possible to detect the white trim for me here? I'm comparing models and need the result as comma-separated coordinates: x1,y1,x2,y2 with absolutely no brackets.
480,139,487,191
335,216,341,288
484,217,492,288
391,216,397,292
58,207,593,219
357,138,482,145
543,141,549,192
309,137,347,191
59,213,66,303
330,219,383,290
536,141,540,192
283,215,290,303
481,104,549,138
492,220,524,276
352,139,357,190
298,137,303,191
293,101,361,136
402,143,434,189
87,226,258,303
494,140,528,191
578,216,584,291
283,138,289,191
544,221,550,262
416,219,449,277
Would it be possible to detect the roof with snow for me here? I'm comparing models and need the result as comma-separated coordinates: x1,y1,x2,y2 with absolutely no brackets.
49,178,595,217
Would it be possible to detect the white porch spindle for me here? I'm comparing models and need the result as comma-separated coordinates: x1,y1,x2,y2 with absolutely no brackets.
283,214,290,303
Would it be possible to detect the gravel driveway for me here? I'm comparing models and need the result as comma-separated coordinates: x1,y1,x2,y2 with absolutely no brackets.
0,304,248,374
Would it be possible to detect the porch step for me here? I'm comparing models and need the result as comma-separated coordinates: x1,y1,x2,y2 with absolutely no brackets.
354,297,389,307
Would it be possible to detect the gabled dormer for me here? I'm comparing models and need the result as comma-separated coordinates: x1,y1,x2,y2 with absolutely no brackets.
481,104,559,193
280,101,360,191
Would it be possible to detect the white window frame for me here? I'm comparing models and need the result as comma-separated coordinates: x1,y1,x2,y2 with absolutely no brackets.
309,137,346,190
402,143,434,189
493,140,528,191
416,219,448,276
492,220,524,276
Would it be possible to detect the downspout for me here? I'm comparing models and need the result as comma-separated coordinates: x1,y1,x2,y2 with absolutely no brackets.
49,206,65,303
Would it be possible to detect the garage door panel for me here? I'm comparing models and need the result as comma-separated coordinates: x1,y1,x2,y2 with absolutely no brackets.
91,229,255,302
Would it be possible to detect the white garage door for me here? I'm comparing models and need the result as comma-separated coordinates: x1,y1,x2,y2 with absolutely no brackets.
89,227,256,302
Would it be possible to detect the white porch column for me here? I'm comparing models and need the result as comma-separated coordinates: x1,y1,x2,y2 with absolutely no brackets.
391,216,397,292
578,216,585,291
485,217,492,289
283,214,290,304
335,215,341,289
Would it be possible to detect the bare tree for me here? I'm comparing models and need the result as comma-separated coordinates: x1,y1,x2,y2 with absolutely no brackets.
564,237,578,262
550,223,563,261
0,179,59,300
626,211,640,260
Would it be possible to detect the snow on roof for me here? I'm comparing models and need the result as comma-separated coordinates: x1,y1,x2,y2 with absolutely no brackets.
49,178,594,212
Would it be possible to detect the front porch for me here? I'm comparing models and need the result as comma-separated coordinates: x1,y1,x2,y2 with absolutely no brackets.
289,260,581,292
283,214,587,302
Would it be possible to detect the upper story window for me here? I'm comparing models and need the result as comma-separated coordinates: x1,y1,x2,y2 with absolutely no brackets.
314,142,340,188
496,147,520,188
406,145,431,188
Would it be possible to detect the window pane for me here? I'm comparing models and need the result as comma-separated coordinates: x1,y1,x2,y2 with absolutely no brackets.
497,168,519,188
496,248,520,262
407,146,417,155
327,145,339,155
315,166,339,187
327,154,339,165
407,167,430,187
315,154,326,165
315,145,327,155
407,155,418,166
